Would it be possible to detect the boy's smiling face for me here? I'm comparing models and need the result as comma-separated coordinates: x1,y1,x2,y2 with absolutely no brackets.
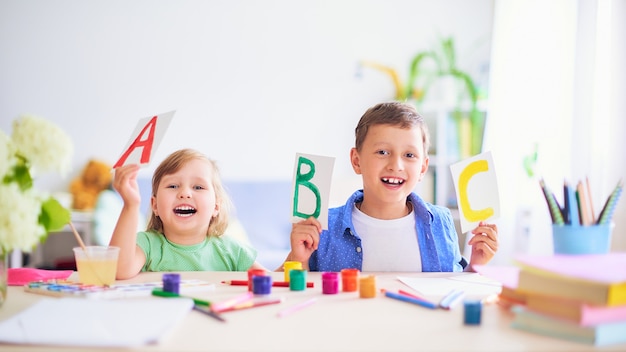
350,123,429,218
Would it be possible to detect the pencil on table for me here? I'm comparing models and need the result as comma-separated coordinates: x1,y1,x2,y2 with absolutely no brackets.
277,297,318,318
222,280,314,288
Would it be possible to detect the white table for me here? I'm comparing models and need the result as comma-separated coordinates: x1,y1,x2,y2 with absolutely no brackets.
1,271,624,351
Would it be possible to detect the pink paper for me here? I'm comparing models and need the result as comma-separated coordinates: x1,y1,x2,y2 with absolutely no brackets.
8,268,73,286
472,264,519,288
514,253,626,283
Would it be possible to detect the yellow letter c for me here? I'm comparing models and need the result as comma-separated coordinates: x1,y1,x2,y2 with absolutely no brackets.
459,160,494,222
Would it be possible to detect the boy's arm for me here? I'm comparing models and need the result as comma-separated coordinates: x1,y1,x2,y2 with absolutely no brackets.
467,221,498,271
109,164,146,279
278,217,321,271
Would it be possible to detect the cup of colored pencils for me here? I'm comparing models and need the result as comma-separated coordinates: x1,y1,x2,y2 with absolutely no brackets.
540,178,622,255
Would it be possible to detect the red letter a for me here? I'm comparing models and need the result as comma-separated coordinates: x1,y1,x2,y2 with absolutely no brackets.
113,116,158,168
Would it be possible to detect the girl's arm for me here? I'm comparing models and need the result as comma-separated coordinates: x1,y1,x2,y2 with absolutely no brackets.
109,164,146,279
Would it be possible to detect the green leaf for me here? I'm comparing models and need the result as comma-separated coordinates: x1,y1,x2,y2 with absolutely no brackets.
39,197,71,232
406,51,436,101
3,163,33,191
440,37,456,71
450,69,478,104
523,144,539,178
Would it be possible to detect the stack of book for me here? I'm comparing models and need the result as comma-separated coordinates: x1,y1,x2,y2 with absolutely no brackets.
506,253,626,346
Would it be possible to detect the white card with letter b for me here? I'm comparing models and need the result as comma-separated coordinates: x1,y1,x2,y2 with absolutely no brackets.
290,153,335,229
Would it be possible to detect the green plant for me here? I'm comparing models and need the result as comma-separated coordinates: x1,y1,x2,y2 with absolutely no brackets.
361,36,485,156
0,115,73,254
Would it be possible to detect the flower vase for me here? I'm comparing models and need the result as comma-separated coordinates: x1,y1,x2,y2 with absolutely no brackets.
0,251,7,308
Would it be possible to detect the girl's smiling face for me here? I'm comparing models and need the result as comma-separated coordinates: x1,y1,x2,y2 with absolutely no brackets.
351,124,429,217
151,158,219,244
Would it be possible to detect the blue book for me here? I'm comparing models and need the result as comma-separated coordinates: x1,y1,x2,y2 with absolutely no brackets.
512,306,626,346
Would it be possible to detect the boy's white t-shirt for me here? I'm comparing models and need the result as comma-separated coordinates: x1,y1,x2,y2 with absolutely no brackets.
352,204,422,272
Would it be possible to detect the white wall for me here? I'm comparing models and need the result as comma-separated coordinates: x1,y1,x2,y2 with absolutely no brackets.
487,0,626,263
0,0,494,199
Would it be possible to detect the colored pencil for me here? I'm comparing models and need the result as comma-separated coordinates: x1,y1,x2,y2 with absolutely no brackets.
214,297,284,313
539,179,564,225
398,289,429,301
192,305,226,322
381,288,436,305
210,292,254,312
277,297,318,318
222,280,314,288
597,180,623,225
565,181,579,226
576,180,592,225
384,291,438,310
585,176,596,222
438,289,465,309
151,288,225,322
151,288,211,307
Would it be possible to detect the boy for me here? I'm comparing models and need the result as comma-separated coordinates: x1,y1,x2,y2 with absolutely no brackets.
283,101,498,272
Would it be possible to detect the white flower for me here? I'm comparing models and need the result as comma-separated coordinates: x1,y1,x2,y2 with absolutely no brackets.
1,115,73,254
11,115,73,176
0,131,15,178
0,183,46,253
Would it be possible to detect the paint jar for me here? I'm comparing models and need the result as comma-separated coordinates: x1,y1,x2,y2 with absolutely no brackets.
252,275,272,295
359,275,376,298
341,268,359,292
289,269,307,291
162,273,180,294
464,300,482,325
322,272,339,294
247,268,267,292
283,261,302,282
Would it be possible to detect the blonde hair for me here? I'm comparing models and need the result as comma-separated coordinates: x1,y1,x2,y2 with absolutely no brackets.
146,148,231,237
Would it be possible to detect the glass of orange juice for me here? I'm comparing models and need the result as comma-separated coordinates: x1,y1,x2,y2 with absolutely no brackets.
73,246,120,286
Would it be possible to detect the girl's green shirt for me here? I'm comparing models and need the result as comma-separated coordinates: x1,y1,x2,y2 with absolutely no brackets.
136,231,257,272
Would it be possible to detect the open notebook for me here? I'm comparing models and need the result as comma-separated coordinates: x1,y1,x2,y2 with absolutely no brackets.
0,297,193,347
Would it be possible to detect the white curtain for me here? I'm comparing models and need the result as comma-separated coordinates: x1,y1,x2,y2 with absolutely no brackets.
486,0,625,265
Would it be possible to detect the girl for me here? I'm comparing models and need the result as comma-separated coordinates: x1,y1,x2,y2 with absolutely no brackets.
110,148,265,279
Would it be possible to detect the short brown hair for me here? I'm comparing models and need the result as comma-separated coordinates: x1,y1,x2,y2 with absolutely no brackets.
354,101,430,154
147,148,232,237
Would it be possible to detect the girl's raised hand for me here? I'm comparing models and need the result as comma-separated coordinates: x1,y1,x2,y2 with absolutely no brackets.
113,164,141,206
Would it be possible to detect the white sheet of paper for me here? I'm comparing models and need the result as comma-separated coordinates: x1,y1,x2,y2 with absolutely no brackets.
450,151,500,233
114,110,175,167
0,297,193,347
290,153,335,229
398,273,501,298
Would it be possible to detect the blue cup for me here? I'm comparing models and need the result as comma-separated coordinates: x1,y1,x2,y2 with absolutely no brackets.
552,224,612,255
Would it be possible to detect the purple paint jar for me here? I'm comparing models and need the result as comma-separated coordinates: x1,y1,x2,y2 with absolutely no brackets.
162,273,181,294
